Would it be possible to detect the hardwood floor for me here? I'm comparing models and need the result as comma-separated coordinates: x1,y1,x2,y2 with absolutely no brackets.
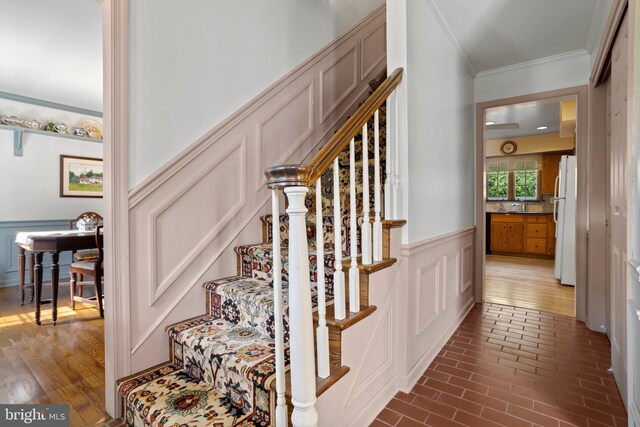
484,255,575,317
0,282,111,426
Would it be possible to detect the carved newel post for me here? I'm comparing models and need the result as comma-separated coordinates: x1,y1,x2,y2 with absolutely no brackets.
266,165,318,427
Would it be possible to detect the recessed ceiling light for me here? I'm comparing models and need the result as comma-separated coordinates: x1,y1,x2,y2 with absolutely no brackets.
485,121,495,125
537,126,548,130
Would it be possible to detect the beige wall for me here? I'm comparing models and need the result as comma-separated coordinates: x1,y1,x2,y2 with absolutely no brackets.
486,133,575,157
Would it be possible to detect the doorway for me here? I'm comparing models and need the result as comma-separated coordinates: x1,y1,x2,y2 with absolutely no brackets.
482,98,576,317
474,86,589,322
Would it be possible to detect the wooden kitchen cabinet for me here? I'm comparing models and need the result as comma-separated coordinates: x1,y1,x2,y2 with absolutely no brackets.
490,214,524,253
490,213,555,258
541,154,562,195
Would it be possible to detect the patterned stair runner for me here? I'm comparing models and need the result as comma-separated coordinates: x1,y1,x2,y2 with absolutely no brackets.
117,105,387,426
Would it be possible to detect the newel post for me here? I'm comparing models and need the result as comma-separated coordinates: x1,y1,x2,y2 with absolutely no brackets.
265,165,318,427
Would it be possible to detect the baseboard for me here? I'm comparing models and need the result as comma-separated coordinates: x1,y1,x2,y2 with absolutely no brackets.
347,376,399,427
397,296,475,392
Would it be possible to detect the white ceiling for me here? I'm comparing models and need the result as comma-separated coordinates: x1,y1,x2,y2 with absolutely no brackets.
485,102,564,140
0,0,102,111
432,0,608,73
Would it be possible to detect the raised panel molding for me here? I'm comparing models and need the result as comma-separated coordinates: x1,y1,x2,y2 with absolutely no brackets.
257,82,314,188
361,22,386,81
127,6,387,358
149,139,246,304
416,259,440,335
443,250,460,309
345,300,394,406
320,46,358,123
461,243,473,292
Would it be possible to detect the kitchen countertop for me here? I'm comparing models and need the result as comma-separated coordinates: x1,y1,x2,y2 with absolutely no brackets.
488,212,553,215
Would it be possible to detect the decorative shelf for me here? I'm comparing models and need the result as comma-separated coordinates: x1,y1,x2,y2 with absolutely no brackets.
1,124,102,156
0,90,103,157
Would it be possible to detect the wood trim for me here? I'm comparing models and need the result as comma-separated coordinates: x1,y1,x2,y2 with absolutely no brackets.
475,85,589,320
101,0,131,418
400,226,475,257
591,0,629,85
308,68,403,183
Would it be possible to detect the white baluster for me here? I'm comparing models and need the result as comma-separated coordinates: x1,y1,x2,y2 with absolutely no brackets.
315,179,330,379
384,97,392,219
361,123,372,265
332,158,346,320
271,189,288,426
373,109,383,262
349,138,360,313
392,93,401,220
284,186,318,427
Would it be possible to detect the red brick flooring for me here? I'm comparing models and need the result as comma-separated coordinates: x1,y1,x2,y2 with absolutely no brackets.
371,303,627,427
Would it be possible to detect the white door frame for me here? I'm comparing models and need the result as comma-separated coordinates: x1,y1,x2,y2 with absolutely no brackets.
101,0,131,417
474,86,589,322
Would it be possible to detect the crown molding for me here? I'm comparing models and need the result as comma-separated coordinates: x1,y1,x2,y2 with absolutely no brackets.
586,0,608,54
476,50,589,78
422,0,477,78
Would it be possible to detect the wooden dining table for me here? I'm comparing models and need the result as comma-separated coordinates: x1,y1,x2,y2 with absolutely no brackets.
15,230,99,325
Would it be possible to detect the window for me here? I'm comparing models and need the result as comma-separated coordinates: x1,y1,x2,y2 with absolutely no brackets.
513,159,539,200
486,155,541,200
487,161,508,200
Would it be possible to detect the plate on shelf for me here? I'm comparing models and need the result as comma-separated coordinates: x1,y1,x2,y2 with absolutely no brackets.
79,119,103,140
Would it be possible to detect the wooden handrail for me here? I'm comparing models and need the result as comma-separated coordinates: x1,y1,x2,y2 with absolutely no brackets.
266,67,403,188
308,67,403,182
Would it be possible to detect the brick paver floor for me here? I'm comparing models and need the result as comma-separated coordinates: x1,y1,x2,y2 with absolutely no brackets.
371,303,628,427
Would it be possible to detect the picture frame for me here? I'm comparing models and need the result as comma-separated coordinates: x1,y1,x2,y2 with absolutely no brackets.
60,155,104,198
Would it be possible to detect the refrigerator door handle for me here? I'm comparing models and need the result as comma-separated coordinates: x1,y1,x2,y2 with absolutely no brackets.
554,174,560,199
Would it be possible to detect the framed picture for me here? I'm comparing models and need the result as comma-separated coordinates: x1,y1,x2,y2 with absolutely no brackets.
60,155,104,198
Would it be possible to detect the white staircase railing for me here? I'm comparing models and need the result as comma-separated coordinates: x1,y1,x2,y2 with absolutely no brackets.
264,68,403,427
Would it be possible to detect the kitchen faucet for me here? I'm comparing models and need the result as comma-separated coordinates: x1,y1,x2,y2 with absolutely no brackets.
512,201,526,213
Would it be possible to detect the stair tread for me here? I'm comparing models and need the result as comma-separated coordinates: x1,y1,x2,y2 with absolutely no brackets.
167,316,278,388
119,363,269,426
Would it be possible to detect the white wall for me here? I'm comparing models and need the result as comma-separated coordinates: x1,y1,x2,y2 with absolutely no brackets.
589,0,615,70
128,0,383,189
0,0,102,112
0,131,104,221
402,0,476,243
475,51,591,102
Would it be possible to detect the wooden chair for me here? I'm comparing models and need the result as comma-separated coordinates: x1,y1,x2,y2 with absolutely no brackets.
69,225,104,318
69,212,103,261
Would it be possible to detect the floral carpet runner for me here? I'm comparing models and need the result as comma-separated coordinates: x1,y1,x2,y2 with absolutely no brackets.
117,107,386,426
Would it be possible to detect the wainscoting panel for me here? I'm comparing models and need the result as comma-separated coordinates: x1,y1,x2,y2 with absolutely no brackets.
320,46,358,123
443,250,460,309
416,259,439,334
401,226,476,387
0,220,73,288
315,226,475,426
361,22,386,80
257,82,313,187
461,243,473,292
127,6,387,366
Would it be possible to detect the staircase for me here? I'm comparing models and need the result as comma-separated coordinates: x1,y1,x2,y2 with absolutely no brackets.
117,69,404,427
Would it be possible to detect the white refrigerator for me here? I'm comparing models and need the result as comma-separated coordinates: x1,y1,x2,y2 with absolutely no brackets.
553,155,577,286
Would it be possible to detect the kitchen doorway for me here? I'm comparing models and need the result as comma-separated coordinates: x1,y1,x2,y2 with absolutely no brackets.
474,87,589,320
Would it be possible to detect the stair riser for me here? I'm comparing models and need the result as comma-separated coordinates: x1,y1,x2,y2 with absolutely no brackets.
260,215,364,254
237,246,336,296
206,279,290,343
